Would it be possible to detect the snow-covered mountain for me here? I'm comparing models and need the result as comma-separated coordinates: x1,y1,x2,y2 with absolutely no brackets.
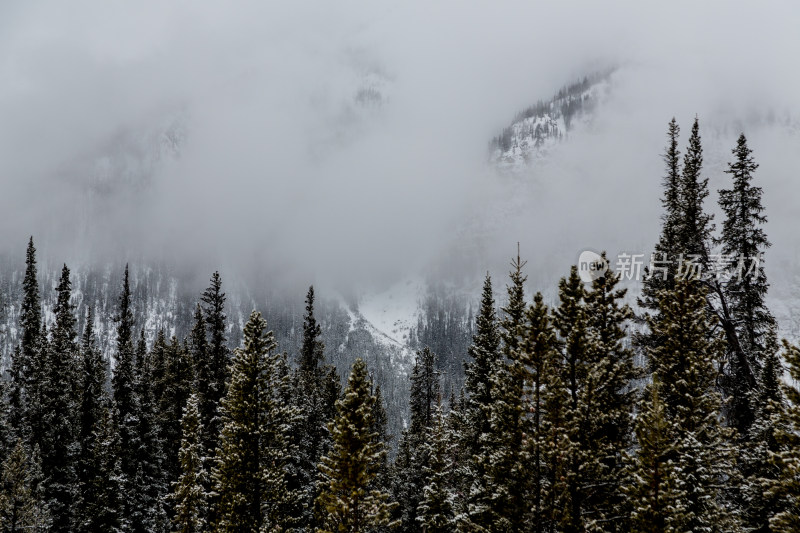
489,71,612,172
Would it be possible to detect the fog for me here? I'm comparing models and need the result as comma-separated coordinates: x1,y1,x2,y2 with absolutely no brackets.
1,1,799,292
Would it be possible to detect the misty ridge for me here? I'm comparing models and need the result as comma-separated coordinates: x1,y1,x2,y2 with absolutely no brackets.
2,1,800,532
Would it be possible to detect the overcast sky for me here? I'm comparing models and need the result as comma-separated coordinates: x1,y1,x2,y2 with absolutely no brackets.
1,1,799,291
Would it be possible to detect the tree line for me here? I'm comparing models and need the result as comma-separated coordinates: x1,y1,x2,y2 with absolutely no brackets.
1,118,800,532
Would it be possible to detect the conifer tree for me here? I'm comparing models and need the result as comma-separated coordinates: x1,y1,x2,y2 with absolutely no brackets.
371,383,391,493
14,237,43,442
201,271,229,440
19,237,42,402
464,275,500,439
409,347,438,440
639,119,715,352
740,330,786,533
212,311,268,532
542,325,570,532
766,340,800,532
646,277,739,532
316,358,397,533
518,292,557,531
530,264,636,532
717,133,774,434
75,307,111,533
321,365,342,427
627,380,682,533
678,117,714,263
299,285,325,379
500,248,527,357
719,133,774,353
188,306,214,454
483,252,530,531
391,436,414,531
445,390,470,515
291,285,340,530
582,257,636,530
199,273,229,529
260,347,302,531
458,274,500,529
417,398,454,533
640,118,682,313
551,266,591,532
154,335,192,488
0,440,50,532
133,330,168,532
111,265,144,532
172,393,207,533
212,311,298,532
26,327,50,469
393,348,438,531
85,406,124,532
187,304,222,527
112,265,136,427
41,264,79,532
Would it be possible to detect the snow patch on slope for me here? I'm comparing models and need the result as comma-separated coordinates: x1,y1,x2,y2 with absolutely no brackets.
490,73,612,173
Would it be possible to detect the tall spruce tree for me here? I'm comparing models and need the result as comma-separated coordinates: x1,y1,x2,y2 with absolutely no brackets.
534,263,636,532
519,292,557,532
260,347,302,531
717,133,774,434
551,266,592,533
171,392,207,533
458,274,500,530
133,330,168,532
719,133,774,353
19,237,42,393
316,358,397,533
200,271,229,520
482,251,530,531
200,271,229,432
188,306,214,456
41,264,79,532
212,311,298,532
299,285,325,379
646,277,739,532
417,397,455,532
639,118,682,313
75,306,111,533
15,237,43,443
291,285,340,530
111,265,143,532
542,315,571,532
393,347,438,532
153,334,192,489
212,311,269,532
678,117,714,264
582,256,636,530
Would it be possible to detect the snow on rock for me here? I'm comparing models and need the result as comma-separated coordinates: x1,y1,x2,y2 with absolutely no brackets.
490,72,612,173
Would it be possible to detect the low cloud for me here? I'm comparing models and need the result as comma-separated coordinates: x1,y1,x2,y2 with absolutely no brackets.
1,1,798,292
